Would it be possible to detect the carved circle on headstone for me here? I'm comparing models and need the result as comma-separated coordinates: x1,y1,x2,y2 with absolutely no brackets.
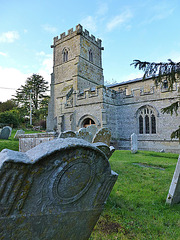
52,155,95,204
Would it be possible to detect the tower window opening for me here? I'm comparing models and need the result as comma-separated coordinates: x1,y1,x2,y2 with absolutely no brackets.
163,80,168,89
89,49,93,62
63,49,68,62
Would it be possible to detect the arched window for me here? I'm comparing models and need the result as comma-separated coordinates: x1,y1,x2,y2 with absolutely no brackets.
63,48,68,62
139,115,143,134
82,118,95,128
145,115,150,134
89,49,93,62
137,106,157,134
151,114,156,134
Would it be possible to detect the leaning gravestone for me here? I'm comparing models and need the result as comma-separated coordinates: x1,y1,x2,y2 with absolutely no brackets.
86,125,98,138
59,130,76,138
76,128,93,143
131,133,138,154
0,126,12,139
166,156,180,205
14,129,25,139
0,138,118,240
93,142,115,159
93,127,111,146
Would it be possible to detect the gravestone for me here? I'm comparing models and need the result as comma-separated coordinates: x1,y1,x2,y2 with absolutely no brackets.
131,133,138,153
0,126,12,139
76,128,93,143
19,132,57,152
86,125,98,138
59,130,76,138
14,129,25,139
93,142,115,159
166,156,180,205
0,138,118,240
93,127,111,146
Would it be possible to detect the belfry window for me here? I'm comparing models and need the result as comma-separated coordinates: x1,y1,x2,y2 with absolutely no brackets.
89,49,93,62
137,106,157,134
163,80,168,89
63,49,68,62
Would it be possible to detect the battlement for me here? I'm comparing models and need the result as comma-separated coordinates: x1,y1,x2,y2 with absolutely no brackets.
61,82,179,110
52,24,102,48
118,82,178,99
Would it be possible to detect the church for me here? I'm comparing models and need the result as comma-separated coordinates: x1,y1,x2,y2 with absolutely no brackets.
47,24,180,153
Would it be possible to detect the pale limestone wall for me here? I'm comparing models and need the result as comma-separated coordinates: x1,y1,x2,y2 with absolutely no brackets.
47,24,104,132
77,36,103,90
116,83,180,153
102,103,118,144
112,78,154,94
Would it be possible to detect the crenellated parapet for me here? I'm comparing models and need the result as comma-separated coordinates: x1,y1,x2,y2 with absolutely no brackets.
51,24,102,49
63,81,180,110
110,81,179,100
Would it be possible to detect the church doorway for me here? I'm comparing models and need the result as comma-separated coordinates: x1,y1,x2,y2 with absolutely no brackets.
82,118,95,128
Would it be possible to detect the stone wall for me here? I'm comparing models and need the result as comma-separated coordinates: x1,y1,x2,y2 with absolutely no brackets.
113,82,180,153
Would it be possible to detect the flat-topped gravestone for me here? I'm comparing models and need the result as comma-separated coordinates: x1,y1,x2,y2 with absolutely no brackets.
14,129,25,139
86,125,98,138
0,138,118,240
166,156,180,205
93,127,111,146
76,128,93,143
0,126,12,139
131,133,138,153
59,130,76,138
19,132,57,152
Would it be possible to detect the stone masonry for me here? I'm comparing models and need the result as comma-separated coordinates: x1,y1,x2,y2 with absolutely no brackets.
47,24,180,153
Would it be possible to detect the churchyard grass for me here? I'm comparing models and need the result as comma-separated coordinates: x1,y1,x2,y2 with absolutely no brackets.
0,136,180,239
0,129,41,152
90,150,180,240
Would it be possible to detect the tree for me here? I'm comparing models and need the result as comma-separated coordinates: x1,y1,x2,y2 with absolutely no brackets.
0,99,17,113
0,111,19,128
13,74,49,124
131,59,180,139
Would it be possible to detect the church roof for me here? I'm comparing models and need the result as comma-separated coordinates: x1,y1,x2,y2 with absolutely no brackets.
106,75,152,88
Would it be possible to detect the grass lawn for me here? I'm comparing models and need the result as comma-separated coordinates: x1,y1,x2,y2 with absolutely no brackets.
90,150,180,240
0,128,41,152
0,134,179,239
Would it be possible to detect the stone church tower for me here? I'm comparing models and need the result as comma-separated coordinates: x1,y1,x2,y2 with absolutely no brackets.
47,24,105,132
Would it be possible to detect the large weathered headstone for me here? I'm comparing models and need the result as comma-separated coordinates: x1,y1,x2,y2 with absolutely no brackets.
93,127,111,146
166,156,180,205
14,129,25,139
131,133,138,153
0,138,118,240
0,126,12,139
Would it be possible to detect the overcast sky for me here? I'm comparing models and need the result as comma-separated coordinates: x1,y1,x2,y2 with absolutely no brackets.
0,0,180,102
